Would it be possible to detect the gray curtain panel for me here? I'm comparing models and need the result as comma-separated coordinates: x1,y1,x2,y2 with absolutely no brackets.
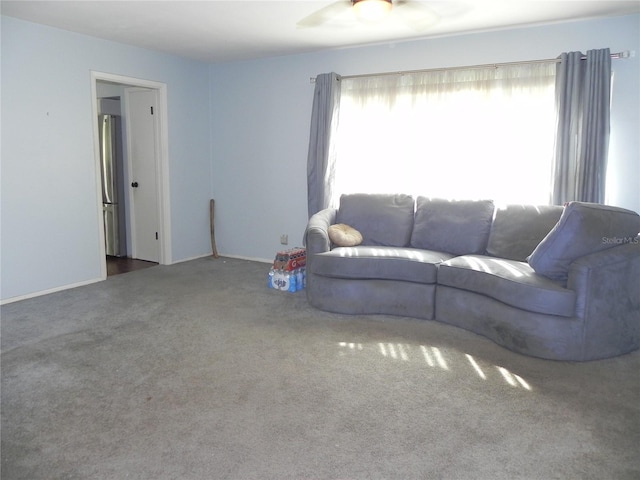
307,72,341,218
551,48,611,205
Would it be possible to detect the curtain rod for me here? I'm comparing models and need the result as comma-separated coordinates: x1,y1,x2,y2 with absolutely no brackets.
310,50,632,84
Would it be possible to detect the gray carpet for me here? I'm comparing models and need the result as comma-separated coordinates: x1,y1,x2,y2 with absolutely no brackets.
2,257,639,480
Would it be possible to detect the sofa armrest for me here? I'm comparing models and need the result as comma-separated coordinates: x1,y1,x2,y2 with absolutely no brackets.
305,208,337,255
567,238,640,358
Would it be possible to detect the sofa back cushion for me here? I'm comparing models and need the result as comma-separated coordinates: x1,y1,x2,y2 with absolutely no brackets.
335,193,415,247
528,201,640,282
487,205,563,261
410,197,495,255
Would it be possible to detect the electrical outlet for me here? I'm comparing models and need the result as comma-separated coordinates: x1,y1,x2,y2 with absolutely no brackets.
280,234,288,245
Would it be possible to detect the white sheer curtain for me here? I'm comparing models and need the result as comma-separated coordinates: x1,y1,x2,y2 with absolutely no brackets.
332,63,557,206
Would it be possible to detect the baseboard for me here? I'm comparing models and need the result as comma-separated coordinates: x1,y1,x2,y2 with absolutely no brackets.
0,254,272,305
170,252,271,265
218,254,272,264
0,277,103,305
169,252,217,264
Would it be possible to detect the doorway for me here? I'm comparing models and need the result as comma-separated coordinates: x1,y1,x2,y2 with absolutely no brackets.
91,72,172,279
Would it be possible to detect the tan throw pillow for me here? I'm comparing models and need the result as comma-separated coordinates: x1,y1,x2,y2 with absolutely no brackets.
328,224,363,247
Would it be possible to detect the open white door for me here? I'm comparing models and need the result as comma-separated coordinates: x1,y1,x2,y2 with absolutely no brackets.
126,88,160,263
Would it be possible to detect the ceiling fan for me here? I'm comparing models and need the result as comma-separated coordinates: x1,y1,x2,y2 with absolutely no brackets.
297,0,440,31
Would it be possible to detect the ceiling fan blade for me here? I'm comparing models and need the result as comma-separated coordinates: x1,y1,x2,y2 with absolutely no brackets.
297,1,354,28
394,0,440,31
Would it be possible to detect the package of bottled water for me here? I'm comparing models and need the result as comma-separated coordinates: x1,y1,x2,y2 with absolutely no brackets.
268,267,305,292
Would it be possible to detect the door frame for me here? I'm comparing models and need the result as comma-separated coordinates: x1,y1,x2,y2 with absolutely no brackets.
90,71,172,278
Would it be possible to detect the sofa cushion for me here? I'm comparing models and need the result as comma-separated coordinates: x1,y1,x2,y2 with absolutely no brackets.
336,193,415,247
410,197,495,255
311,246,455,284
438,255,576,317
528,201,640,282
328,224,363,247
487,205,563,261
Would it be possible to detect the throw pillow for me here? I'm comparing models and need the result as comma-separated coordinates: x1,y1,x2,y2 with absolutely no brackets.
528,201,640,282
486,204,564,261
410,197,495,255
336,193,415,247
328,224,363,247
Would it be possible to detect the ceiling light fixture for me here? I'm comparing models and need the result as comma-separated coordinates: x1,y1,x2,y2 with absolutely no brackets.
352,0,393,23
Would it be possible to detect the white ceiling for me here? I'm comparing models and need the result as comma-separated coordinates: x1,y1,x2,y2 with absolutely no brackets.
2,0,639,63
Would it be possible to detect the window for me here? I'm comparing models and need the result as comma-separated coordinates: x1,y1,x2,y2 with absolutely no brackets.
332,63,557,207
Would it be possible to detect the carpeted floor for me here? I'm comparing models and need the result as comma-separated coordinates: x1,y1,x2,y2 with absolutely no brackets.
2,257,639,480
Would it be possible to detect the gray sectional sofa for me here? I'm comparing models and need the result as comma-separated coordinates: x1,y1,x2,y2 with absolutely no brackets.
304,194,640,361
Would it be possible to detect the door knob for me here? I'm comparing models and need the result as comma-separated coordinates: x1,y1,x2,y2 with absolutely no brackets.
131,182,139,188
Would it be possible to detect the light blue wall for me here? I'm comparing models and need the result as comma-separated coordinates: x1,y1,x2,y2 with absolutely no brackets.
2,14,638,301
1,16,212,302
210,14,639,262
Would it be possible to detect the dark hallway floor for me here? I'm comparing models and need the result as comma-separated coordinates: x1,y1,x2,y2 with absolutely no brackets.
106,256,158,276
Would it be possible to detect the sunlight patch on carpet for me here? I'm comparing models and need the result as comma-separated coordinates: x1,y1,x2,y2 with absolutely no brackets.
466,353,487,380
338,341,533,391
